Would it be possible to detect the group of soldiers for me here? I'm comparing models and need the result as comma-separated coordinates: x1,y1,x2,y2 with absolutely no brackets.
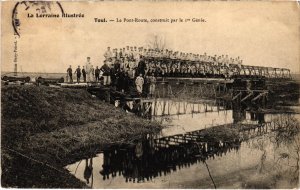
66,55,157,96
66,57,101,83
66,46,245,96
104,46,243,64
102,46,244,79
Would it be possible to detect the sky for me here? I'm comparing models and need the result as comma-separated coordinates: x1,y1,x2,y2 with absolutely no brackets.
1,1,300,73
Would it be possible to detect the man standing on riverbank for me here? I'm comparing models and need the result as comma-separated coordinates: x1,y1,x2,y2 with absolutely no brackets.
67,65,73,83
82,66,86,82
74,66,81,83
95,66,100,82
85,57,92,82
101,60,111,86
90,65,95,82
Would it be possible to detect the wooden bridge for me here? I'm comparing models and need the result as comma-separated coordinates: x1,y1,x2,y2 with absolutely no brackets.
143,57,291,79
84,77,268,116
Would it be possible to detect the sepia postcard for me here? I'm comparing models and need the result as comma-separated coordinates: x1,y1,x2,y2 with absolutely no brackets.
1,0,300,189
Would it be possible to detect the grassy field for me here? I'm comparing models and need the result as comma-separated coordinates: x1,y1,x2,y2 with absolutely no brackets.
1,85,161,188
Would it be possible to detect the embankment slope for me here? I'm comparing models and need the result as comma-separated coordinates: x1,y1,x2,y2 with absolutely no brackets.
1,86,161,188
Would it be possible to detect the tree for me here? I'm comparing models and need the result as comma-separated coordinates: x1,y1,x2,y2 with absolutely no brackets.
146,34,167,51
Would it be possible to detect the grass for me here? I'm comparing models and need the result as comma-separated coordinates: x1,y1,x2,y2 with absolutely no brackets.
1,85,161,188
1,81,299,188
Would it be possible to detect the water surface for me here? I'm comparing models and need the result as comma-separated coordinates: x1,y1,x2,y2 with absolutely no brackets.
65,99,300,188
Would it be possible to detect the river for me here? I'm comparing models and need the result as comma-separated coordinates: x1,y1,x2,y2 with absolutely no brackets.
65,98,300,189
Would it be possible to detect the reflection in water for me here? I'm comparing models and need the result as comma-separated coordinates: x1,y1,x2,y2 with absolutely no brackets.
98,135,240,184
65,97,300,188
83,158,93,184
127,99,234,137
122,99,231,119
66,114,299,188
67,133,241,187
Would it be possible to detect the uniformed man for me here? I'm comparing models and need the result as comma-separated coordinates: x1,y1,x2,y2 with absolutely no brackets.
188,53,193,61
67,65,73,83
100,60,111,85
104,47,112,60
95,66,100,82
199,55,204,62
90,65,95,82
125,46,130,57
203,53,208,63
106,58,113,68
123,57,129,71
134,48,140,64
160,62,167,79
143,49,147,57
195,54,200,61
85,57,92,82
130,46,134,59
149,73,156,97
118,48,123,59
137,60,146,76
208,56,213,63
112,49,117,62
224,55,229,66
82,66,87,82
147,49,152,58
135,74,144,95
129,59,137,78
74,66,81,83
114,59,121,72
219,56,224,66
220,55,225,66
164,49,169,58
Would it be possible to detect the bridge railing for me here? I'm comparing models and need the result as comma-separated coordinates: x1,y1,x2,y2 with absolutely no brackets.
142,57,291,79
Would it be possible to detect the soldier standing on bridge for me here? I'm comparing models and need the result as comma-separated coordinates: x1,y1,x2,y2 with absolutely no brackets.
149,73,156,97
129,59,137,79
135,74,144,96
137,60,146,76
104,47,112,60
67,65,73,83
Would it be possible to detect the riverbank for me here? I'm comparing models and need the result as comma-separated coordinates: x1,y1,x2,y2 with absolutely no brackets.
1,86,161,188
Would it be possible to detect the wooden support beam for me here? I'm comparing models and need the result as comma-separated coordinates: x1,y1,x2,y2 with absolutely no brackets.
232,92,242,101
251,91,268,102
241,92,254,102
